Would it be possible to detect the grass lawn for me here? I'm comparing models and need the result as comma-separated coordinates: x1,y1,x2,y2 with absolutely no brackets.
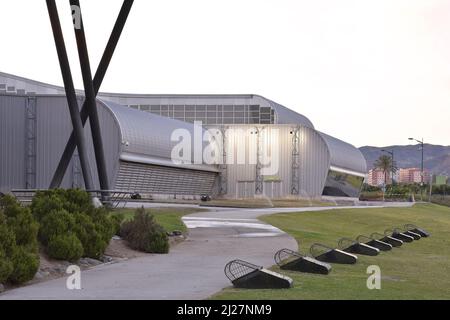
111,207,205,233
212,204,450,300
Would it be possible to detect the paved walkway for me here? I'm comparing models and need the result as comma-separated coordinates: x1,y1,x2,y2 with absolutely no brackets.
0,203,412,300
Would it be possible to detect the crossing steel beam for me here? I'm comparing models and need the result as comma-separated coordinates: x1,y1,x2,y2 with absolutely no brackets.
46,0,94,190
49,0,134,189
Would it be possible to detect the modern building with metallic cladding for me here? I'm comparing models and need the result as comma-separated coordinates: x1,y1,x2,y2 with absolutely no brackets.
0,71,367,199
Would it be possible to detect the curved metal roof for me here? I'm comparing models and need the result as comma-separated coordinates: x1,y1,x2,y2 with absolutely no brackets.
96,93,315,128
318,132,367,176
0,72,315,128
98,99,219,172
251,95,315,128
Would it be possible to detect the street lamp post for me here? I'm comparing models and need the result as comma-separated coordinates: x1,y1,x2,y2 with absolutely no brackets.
381,149,394,185
409,137,424,200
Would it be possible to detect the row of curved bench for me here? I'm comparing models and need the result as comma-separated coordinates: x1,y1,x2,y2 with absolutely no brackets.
224,224,430,289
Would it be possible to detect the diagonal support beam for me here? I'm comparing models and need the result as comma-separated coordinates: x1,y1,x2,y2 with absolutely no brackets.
46,0,94,190
70,0,109,192
49,0,134,189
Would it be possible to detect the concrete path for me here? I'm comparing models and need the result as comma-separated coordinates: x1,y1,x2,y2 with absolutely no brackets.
0,203,413,300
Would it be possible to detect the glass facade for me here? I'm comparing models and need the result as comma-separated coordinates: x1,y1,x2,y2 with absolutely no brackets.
128,104,275,125
322,170,364,198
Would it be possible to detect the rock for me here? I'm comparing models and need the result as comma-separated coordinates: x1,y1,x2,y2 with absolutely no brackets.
34,270,50,280
0,284,5,293
101,255,114,263
172,230,183,236
112,235,122,240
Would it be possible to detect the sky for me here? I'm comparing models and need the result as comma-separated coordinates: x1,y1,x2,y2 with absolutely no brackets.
0,0,449,148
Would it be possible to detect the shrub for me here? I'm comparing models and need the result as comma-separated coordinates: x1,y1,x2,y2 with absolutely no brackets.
0,219,16,258
47,234,83,262
8,246,39,284
31,189,92,222
0,197,39,285
110,213,125,236
38,209,75,246
90,207,116,243
31,189,117,261
120,208,169,254
72,212,109,259
0,252,13,284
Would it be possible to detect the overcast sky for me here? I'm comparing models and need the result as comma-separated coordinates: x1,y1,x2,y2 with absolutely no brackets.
1,0,449,147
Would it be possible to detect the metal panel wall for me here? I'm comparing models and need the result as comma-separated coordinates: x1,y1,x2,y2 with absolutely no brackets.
0,95,27,192
213,125,330,199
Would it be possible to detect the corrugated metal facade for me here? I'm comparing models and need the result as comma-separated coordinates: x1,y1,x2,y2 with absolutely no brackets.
0,94,219,197
1,72,368,199
115,162,217,195
209,125,330,199
0,95,27,191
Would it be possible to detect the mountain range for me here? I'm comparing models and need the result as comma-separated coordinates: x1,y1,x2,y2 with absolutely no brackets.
359,144,450,176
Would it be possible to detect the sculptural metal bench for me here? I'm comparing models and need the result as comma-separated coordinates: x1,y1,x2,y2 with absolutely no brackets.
310,243,357,264
404,224,430,238
224,259,293,289
338,238,380,256
398,226,421,240
370,232,403,247
385,228,414,243
274,248,332,275
356,234,392,251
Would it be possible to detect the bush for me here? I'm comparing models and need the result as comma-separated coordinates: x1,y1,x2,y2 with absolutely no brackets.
39,209,75,246
31,189,91,222
110,213,125,236
31,189,117,261
72,212,110,259
8,246,39,284
120,208,169,254
47,234,83,262
0,253,13,284
0,196,39,285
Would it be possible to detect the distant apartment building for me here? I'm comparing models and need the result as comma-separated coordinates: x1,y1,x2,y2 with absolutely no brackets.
398,168,430,184
367,169,391,186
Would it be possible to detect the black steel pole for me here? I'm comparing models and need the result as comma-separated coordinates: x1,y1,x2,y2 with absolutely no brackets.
70,0,109,192
50,0,134,188
46,0,94,190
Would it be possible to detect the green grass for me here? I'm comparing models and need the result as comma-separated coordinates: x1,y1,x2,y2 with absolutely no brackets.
112,207,205,233
212,204,450,300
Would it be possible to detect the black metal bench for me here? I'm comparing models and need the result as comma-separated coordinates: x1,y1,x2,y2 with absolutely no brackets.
385,228,414,243
356,234,392,251
337,237,380,256
397,226,421,240
224,259,293,289
371,232,403,247
274,248,331,275
404,224,430,238
310,243,357,264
